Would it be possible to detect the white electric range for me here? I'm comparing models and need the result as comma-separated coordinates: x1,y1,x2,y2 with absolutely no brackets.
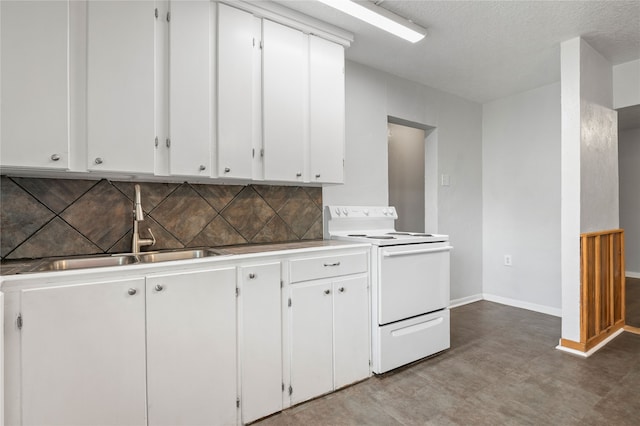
325,206,452,373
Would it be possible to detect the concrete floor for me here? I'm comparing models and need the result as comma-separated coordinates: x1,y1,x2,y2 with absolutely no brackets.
256,300,640,425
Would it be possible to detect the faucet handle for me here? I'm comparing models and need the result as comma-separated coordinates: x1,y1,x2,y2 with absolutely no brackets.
147,228,156,246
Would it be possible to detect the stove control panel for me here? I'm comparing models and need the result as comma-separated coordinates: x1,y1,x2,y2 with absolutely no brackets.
328,206,398,219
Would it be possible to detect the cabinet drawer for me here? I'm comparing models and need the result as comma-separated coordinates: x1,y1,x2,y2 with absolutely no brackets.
289,252,367,283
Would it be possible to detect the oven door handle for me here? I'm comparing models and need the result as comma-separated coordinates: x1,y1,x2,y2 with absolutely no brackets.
382,246,453,257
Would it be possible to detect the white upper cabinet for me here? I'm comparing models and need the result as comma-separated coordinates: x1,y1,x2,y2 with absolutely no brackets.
87,0,155,174
262,19,307,183
168,0,212,177
0,0,70,170
309,35,345,184
217,3,260,180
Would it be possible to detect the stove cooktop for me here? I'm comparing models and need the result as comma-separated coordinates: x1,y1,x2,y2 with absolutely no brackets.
332,231,448,246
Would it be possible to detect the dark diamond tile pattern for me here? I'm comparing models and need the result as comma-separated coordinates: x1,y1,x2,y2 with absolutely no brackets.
221,187,276,241
113,181,179,212
192,183,244,212
188,216,247,248
252,215,298,244
60,180,132,251
1,176,322,260
150,184,217,245
278,188,322,238
13,177,97,213
7,217,101,259
253,185,296,211
0,176,55,257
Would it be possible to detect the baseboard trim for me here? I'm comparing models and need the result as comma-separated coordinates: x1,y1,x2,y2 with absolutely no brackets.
482,293,562,317
626,271,640,279
556,327,625,357
624,325,640,335
449,294,483,309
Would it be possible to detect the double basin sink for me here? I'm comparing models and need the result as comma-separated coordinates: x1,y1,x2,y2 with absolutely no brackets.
33,249,226,272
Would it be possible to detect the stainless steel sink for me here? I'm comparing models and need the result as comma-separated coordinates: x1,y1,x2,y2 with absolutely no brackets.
34,255,138,272
138,249,223,263
30,249,226,273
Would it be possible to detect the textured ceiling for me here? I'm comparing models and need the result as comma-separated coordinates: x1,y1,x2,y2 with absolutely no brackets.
273,0,640,103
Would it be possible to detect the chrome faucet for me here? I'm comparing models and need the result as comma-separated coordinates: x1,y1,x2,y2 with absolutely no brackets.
132,184,155,254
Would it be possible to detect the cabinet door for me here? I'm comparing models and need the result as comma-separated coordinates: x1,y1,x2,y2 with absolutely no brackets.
289,281,333,404
309,35,345,184
168,0,212,177
21,278,146,426
262,20,306,182
146,268,237,426
87,0,155,174
0,0,69,170
239,262,282,423
333,276,370,389
217,3,258,179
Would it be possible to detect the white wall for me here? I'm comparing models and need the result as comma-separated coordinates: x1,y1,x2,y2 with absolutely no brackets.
613,59,640,109
579,41,619,233
619,128,640,275
324,61,483,303
560,38,619,343
482,82,561,316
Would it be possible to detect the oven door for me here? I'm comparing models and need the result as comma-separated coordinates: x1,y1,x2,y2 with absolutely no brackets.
377,243,452,325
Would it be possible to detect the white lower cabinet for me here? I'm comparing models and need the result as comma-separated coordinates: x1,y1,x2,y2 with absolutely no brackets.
20,278,147,426
287,251,370,405
238,262,283,424
146,268,237,426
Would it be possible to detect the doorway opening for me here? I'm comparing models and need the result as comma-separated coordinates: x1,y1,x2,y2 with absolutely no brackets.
387,116,436,233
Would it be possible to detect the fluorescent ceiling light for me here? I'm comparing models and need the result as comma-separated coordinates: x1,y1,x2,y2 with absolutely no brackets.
317,0,426,43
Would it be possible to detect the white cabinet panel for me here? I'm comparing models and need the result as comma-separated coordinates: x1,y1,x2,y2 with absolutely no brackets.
290,281,334,404
168,0,212,177
87,0,155,174
217,3,258,179
146,268,237,426
239,262,282,423
262,20,306,182
21,278,147,426
309,35,345,183
0,0,69,170
333,276,369,389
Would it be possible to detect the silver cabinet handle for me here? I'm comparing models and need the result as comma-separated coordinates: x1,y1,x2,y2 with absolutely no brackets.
324,289,331,295
338,287,345,293
224,167,231,173
128,288,137,296
155,284,164,292
94,157,103,165
296,172,302,177
199,165,206,171
51,154,60,161
323,262,340,267
249,273,256,279
315,173,321,178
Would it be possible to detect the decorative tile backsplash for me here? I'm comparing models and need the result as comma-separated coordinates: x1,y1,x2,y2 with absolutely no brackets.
0,176,323,260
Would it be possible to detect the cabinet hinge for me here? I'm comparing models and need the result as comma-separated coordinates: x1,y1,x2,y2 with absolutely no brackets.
288,298,292,307
288,385,293,396
236,287,240,297
154,8,158,19
282,383,285,392
260,40,263,49
253,37,255,47
236,398,240,408
260,148,264,157
154,136,159,148
280,280,283,288
369,360,372,367
166,11,171,22
17,314,23,330
166,138,171,148
252,148,255,158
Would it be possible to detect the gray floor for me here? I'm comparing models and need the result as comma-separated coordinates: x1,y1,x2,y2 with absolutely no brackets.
256,301,640,425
